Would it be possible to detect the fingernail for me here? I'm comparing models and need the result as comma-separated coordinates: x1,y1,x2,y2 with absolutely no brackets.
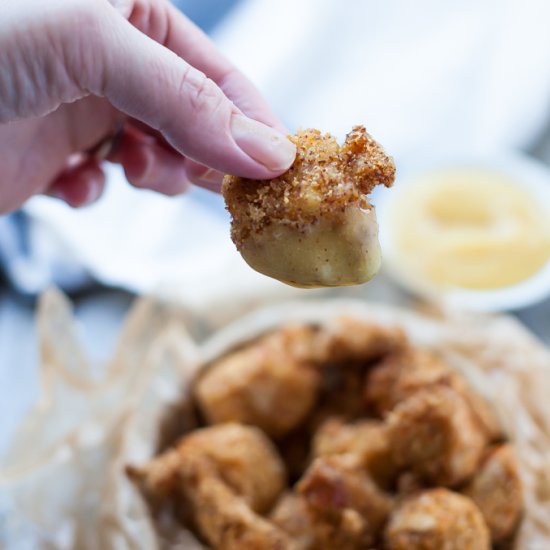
80,178,103,207
50,178,103,208
127,146,154,184
230,114,296,172
195,168,224,187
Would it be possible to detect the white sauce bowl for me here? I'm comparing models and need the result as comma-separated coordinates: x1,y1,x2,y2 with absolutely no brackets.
375,152,550,312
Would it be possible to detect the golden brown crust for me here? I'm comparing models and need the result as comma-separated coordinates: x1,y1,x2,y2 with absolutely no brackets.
297,454,393,548
178,453,293,550
311,418,397,489
384,488,490,550
128,424,292,549
462,444,523,543
223,126,395,249
270,493,316,550
364,347,501,440
387,386,487,486
195,326,320,438
129,423,286,514
313,317,406,364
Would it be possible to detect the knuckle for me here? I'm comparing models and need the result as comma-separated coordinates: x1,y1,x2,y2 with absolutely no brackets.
56,0,109,90
179,66,225,117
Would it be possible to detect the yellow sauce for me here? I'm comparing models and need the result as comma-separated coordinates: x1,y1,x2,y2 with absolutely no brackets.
241,207,381,288
389,168,550,290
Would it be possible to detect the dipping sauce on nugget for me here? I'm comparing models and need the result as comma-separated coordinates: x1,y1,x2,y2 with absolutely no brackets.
223,126,395,288
388,168,550,290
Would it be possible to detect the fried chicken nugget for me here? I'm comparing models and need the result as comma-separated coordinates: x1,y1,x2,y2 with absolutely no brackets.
304,320,406,424
270,492,316,550
129,423,286,514
312,417,397,489
384,488,490,550
365,347,501,439
195,326,320,438
182,423,287,513
178,452,294,550
387,386,487,486
462,444,523,543
314,317,406,364
297,454,393,548
223,126,395,288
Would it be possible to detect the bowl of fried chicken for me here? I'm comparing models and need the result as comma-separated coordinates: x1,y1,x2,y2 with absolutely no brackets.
127,300,550,550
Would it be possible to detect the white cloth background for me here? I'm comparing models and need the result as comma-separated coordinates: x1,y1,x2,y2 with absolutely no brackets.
21,0,550,308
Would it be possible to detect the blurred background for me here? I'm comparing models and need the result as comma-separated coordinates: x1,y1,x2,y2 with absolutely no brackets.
2,0,550,454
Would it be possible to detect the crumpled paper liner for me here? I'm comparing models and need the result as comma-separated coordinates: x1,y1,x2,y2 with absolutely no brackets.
1,293,550,549
0,288,200,549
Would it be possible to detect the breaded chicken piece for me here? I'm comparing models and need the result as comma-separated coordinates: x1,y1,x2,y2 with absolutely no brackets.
365,347,501,439
129,423,286,514
312,418,397,489
462,444,523,543
223,126,395,288
270,492,316,550
304,321,406,427
365,348,455,415
297,454,393,548
195,326,320,438
176,452,294,550
314,317,406,364
384,488,490,550
387,386,487,486
181,423,286,513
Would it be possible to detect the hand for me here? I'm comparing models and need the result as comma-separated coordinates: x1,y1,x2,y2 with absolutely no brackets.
0,0,296,213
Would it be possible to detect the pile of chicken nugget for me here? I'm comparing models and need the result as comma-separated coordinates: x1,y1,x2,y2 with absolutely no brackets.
129,318,523,550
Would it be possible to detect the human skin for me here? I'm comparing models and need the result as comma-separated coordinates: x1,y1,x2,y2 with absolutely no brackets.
0,0,296,212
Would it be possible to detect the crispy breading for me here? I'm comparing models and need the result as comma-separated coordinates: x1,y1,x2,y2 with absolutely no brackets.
223,127,395,247
365,347,501,439
365,348,454,415
304,320,406,427
222,127,395,287
181,423,286,513
313,317,406,364
298,454,393,548
177,452,294,550
127,446,183,504
387,386,487,486
384,488,490,550
462,444,523,543
195,326,320,438
129,423,286,514
311,417,397,489
270,492,316,550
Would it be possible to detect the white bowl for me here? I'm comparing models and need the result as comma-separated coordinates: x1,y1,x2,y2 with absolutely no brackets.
375,152,550,312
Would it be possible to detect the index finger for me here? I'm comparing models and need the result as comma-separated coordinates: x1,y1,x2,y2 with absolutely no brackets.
112,0,285,132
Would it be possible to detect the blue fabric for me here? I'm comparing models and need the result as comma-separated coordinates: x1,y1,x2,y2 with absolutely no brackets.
0,210,92,296
171,0,241,32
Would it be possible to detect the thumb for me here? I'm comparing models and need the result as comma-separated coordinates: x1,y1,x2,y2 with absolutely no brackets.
86,8,295,179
